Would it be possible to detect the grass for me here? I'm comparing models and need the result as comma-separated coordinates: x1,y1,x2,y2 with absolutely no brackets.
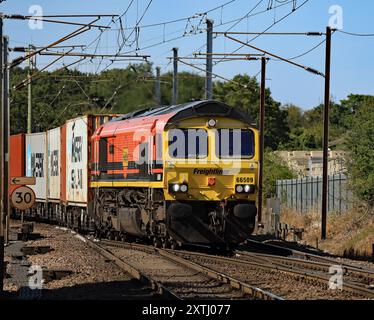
280,206,374,258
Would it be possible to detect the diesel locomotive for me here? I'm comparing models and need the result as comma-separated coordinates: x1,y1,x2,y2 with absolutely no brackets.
10,100,259,248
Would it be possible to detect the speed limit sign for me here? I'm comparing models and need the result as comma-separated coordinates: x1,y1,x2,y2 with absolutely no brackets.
11,186,36,210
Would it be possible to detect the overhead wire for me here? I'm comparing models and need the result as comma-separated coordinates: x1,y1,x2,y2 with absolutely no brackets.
185,0,298,60
115,0,291,59
106,0,237,32
337,30,374,37
100,0,154,73
213,0,311,65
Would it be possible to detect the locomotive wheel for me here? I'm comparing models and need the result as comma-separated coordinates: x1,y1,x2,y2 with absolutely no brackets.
170,240,177,250
107,231,114,240
162,238,170,249
120,233,127,242
114,233,120,241
153,238,162,248
94,229,101,240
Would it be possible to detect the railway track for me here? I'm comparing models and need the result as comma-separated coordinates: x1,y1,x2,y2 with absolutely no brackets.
245,239,373,267
85,238,283,300
176,251,374,299
240,239,374,284
13,220,374,299
94,239,374,300
235,250,374,287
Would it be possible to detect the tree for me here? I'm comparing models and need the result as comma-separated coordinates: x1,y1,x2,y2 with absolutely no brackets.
263,150,296,198
11,68,291,151
345,99,374,206
9,64,206,134
283,104,304,130
160,71,205,105
214,74,290,150
282,104,322,150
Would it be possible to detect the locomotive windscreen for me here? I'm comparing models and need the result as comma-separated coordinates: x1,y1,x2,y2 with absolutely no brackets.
168,129,208,159
215,129,254,158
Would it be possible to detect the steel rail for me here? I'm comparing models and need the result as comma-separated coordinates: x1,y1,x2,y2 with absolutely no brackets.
101,239,374,298
235,251,374,283
99,239,283,300
157,248,282,301
175,249,374,299
85,238,180,299
246,239,374,274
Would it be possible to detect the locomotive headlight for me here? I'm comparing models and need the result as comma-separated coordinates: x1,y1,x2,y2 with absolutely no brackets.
236,184,255,194
169,183,188,193
207,119,216,128
236,185,244,193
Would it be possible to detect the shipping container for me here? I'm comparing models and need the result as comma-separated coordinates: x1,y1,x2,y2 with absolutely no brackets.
9,134,25,196
66,116,88,205
26,132,47,201
47,127,61,201
60,124,67,203
65,115,117,206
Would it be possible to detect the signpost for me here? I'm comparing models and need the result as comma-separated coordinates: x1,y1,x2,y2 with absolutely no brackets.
10,186,36,211
10,176,36,185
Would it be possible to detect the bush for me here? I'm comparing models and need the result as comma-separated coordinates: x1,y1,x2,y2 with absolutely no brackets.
263,151,296,199
345,100,374,207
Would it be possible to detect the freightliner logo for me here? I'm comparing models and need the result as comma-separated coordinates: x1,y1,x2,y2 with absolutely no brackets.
193,168,223,175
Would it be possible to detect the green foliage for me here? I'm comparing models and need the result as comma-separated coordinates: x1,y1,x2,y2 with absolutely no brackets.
263,150,297,198
10,68,290,153
283,104,305,130
281,97,373,151
282,104,322,150
345,99,374,206
213,74,290,150
160,71,205,104
9,65,205,134
280,94,374,207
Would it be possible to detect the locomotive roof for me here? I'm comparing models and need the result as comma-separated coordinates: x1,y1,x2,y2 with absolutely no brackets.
110,100,254,126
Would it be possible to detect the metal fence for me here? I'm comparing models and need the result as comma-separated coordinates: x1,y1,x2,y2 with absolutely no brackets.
276,174,353,214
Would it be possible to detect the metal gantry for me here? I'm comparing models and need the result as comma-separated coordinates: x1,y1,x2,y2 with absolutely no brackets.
205,19,213,100
172,47,178,105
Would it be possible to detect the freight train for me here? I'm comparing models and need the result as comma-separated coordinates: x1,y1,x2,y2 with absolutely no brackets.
10,100,259,249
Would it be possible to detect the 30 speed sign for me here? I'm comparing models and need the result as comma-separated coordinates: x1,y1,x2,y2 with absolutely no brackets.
11,186,36,210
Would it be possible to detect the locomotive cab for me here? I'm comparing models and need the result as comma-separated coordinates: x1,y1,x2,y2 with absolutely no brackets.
164,114,259,245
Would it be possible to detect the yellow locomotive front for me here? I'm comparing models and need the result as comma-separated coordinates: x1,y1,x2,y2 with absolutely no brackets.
162,113,259,246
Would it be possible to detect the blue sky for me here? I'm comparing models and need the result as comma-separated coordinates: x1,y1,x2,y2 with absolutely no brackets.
2,0,373,109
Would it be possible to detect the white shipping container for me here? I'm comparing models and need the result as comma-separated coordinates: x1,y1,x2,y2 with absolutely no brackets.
26,132,47,200
66,116,88,205
47,127,61,201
